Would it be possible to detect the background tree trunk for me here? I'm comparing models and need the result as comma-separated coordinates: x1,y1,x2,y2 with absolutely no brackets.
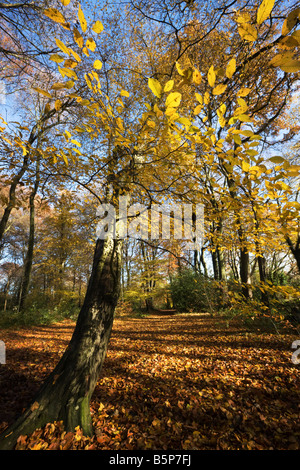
285,235,300,274
240,247,251,299
0,153,29,245
18,156,40,312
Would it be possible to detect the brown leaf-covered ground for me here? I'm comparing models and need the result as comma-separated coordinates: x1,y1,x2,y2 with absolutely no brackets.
0,313,299,450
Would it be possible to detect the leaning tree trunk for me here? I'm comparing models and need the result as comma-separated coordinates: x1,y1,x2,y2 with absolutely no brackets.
0,153,29,245
0,235,123,450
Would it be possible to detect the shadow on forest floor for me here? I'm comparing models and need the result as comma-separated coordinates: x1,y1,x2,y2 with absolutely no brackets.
0,314,299,450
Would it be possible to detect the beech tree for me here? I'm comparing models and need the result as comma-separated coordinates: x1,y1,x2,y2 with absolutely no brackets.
0,0,300,449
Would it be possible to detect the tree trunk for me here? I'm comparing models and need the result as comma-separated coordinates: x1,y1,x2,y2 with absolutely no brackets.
211,248,219,280
193,249,201,274
145,297,154,311
199,247,208,278
226,172,252,299
0,154,29,244
217,247,226,281
285,235,300,274
240,246,251,299
255,241,270,307
0,235,123,450
18,158,40,312
3,277,10,311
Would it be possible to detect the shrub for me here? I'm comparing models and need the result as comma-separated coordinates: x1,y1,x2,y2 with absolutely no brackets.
169,269,221,313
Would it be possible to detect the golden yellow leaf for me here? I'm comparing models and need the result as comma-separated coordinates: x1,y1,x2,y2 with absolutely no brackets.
86,38,96,51
240,130,254,137
226,58,236,79
195,92,203,104
69,48,81,62
241,160,250,172
282,8,300,36
116,117,124,130
164,80,174,92
120,90,130,97
280,60,300,73
71,139,81,147
175,62,185,76
84,73,92,90
238,23,257,42
218,103,226,115
269,156,286,164
165,92,181,108
212,84,227,95
55,38,70,56
165,107,178,117
193,104,202,115
236,12,251,23
53,80,74,90
82,46,89,57
218,115,226,128
92,21,104,34
50,54,64,63
78,4,87,33
207,65,216,87
61,153,69,166
60,0,71,5
291,29,300,40
147,120,156,128
58,66,78,80
270,52,300,72
237,87,251,97
237,97,248,113
154,104,163,117
51,82,66,90
257,0,275,25
246,149,259,157
73,28,84,48
44,8,66,24
93,60,102,70
148,78,162,98
55,99,62,111
64,59,77,68
238,114,252,122
279,36,299,48
193,68,202,85
32,87,52,98
233,134,242,145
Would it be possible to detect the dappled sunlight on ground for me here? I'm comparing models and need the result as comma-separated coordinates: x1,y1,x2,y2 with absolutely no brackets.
0,314,299,450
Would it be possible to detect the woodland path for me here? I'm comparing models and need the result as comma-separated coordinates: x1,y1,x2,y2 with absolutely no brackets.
0,313,299,450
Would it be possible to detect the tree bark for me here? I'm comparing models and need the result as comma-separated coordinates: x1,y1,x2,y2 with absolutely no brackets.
18,157,40,312
239,246,251,299
217,247,226,281
199,247,208,278
255,240,270,307
145,297,154,311
0,235,123,449
285,234,300,274
226,173,251,299
0,153,29,244
211,248,219,281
